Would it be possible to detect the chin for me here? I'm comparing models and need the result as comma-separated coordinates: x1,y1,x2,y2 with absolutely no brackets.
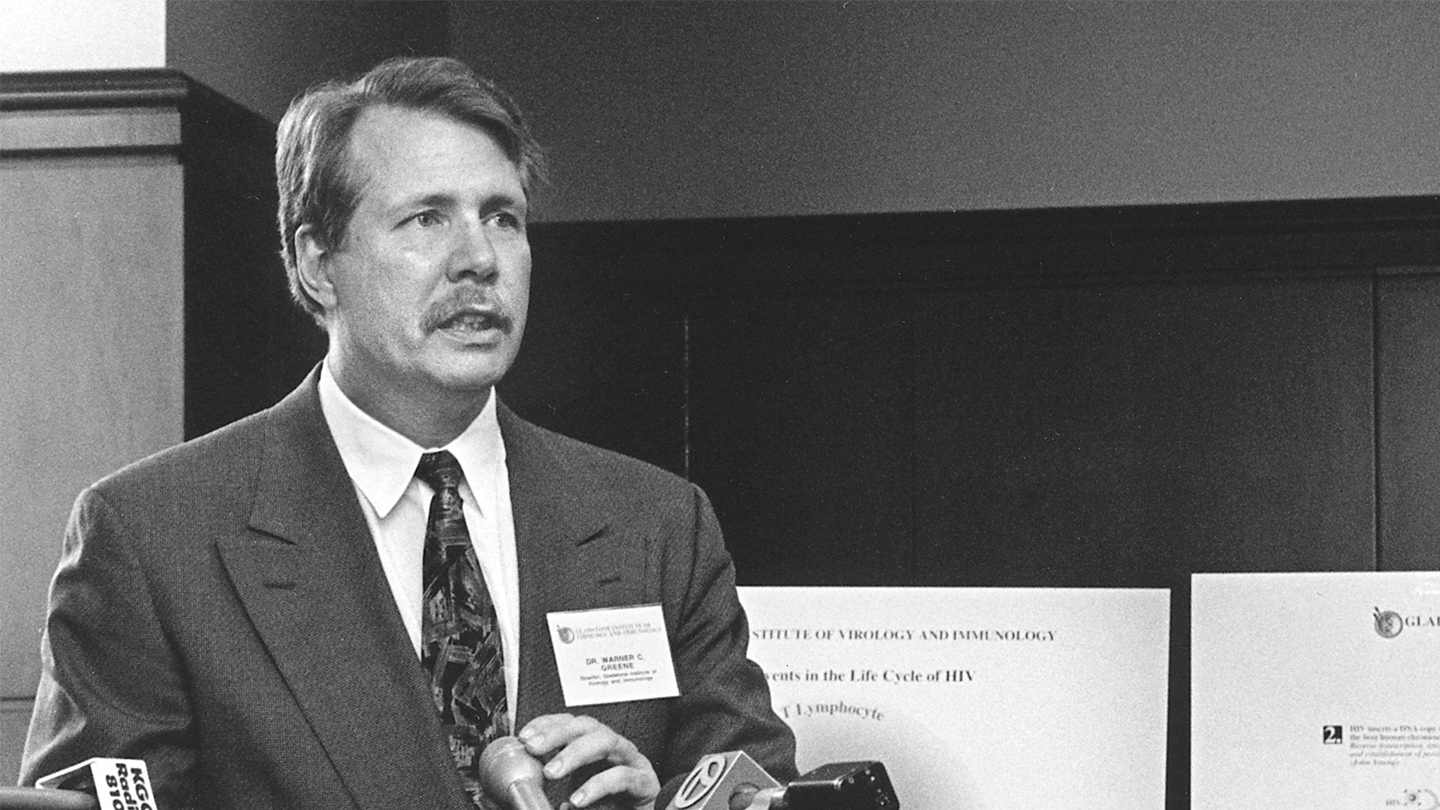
426,357,515,394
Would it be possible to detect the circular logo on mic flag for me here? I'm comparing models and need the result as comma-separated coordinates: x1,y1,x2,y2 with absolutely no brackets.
1373,607,1404,639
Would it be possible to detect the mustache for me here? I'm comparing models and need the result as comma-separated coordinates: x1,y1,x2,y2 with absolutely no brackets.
421,289,514,333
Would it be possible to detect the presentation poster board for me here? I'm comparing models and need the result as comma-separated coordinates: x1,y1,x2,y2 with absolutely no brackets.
737,587,1170,810
1192,572,1440,809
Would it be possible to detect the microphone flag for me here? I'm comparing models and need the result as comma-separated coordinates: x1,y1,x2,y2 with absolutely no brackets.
666,751,780,810
35,757,160,809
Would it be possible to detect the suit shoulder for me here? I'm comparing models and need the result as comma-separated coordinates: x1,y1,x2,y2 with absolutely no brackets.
89,408,270,500
523,420,686,488
502,412,697,506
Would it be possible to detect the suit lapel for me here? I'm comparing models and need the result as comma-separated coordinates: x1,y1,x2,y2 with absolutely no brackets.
500,405,639,741
216,373,470,810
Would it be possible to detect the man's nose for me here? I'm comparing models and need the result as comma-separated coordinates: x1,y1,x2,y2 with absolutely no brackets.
447,219,498,282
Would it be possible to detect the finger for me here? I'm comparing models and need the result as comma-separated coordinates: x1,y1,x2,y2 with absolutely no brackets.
541,723,635,781
517,712,591,754
566,762,660,810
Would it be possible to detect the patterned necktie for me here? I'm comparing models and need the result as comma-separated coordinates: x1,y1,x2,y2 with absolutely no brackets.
415,451,508,807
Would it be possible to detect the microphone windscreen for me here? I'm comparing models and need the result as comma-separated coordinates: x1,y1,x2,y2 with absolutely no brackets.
478,736,552,810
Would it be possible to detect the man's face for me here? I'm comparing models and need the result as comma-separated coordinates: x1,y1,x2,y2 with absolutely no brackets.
312,105,530,417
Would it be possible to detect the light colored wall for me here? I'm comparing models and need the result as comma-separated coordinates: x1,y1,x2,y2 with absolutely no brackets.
447,1,1440,222
1,0,165,71
1,131,185,784
2,0,173,783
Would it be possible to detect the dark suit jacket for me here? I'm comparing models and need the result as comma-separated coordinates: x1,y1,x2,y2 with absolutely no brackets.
20,372,795,809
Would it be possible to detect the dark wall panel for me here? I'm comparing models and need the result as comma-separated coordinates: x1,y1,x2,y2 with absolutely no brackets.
501,228,688,476
914,277,1378,588
687,294,915,586
181,82,325,437
1377,270,1440,570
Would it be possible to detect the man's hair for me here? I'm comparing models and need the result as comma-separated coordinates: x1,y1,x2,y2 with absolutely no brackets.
275,56,545,323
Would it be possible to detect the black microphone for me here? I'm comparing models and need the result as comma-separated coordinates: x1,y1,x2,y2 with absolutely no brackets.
743,761,899,810
479,736,554,810
667,753,898,810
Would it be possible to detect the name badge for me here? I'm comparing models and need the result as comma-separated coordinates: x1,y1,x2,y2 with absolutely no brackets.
547,604,680,706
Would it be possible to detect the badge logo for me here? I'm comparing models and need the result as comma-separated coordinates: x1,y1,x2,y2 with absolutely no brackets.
557,626,575,644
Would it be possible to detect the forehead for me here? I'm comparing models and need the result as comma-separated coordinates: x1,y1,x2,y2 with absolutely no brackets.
344,105,524,204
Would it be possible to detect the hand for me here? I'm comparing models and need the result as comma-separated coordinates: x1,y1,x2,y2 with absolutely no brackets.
516,713,660,810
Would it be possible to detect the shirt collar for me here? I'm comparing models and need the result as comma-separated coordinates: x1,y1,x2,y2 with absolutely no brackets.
318,361,505,519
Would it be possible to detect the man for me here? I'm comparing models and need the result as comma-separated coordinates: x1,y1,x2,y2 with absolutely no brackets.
21,57,795,810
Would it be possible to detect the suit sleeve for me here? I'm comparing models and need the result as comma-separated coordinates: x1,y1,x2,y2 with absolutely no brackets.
19,487,199,808
656,484,798,805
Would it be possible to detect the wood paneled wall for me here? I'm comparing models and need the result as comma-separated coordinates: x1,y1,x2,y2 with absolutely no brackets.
2,80,184,784
0,69,311,785
505,203,1440,808
512,204,1440,585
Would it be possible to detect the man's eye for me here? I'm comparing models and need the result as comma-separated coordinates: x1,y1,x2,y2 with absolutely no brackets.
491,212,524,230
411,212,441,227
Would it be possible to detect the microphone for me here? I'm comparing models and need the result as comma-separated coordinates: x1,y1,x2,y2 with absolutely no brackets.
479,736,554,810
665,751,780,810
742,761,898,810
666,753,899,810
0,787,97,810
30,757,160,809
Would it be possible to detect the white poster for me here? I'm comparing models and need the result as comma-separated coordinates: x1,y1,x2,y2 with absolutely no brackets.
738,586,1170,810
1192,572,1440,809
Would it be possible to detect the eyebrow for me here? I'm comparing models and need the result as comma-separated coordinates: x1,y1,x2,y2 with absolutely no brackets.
398,191,527,214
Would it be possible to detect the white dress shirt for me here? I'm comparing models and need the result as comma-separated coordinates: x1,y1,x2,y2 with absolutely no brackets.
317,363,520,727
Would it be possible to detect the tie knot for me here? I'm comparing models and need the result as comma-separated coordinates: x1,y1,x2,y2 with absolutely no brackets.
416,450,463,492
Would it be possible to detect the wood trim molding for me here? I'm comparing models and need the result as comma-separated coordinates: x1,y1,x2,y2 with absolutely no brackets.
531,194,1440,299
1,70,191,156
0,69,189,111
0,70,278,165
1,108,181,154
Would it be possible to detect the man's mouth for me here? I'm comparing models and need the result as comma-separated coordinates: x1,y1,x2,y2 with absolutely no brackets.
425,302,512,335
438,310,503,332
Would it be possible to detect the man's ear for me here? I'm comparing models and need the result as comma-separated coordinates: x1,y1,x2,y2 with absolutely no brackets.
294,224,338,311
